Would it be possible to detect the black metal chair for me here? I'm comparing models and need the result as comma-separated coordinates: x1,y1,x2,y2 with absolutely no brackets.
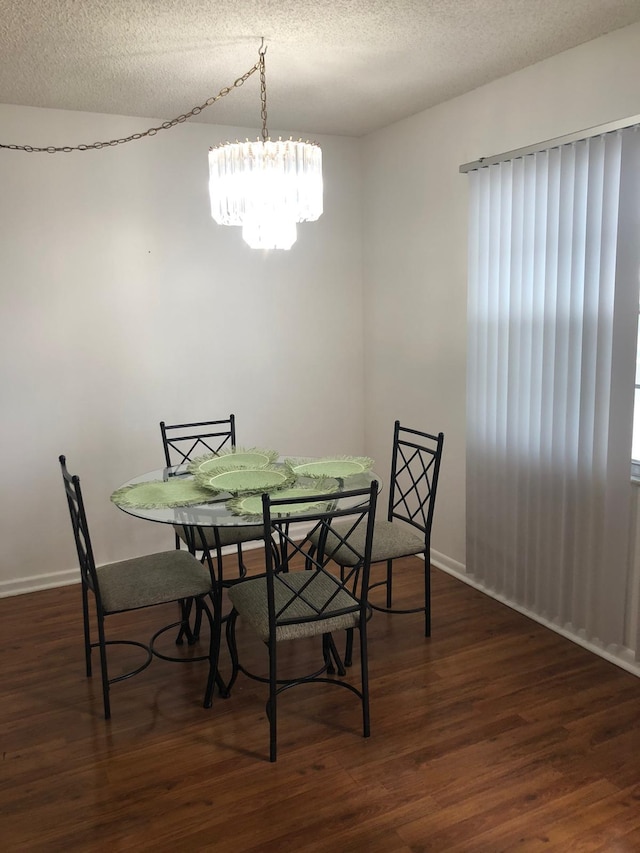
160,415,264,578
160,415,237,468
59,455,223,720
311,421,444,639
211,482,378,762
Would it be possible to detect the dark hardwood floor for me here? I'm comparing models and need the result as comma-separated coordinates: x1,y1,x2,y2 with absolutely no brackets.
4,554,640,852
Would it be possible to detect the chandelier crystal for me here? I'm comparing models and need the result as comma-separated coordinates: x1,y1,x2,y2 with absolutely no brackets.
208,44,323,250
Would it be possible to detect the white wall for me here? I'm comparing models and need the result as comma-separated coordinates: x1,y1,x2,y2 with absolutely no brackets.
0,105,364,594
5,21,640,611
361,22,640,581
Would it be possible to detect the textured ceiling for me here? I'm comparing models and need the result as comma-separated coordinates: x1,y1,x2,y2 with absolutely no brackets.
2,1,640,138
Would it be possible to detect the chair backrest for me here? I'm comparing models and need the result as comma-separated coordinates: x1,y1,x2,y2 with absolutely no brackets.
261,482,379,633
59,455,102,603
160,415,236,467
388,421,444,542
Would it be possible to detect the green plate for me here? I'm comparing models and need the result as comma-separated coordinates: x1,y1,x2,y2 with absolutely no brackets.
188,447,278,476
195,465,295,495
110,478,215,509
227,483,338,518
284,456,374,479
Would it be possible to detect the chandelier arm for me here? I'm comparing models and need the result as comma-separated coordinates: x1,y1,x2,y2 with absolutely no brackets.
0,55,262,154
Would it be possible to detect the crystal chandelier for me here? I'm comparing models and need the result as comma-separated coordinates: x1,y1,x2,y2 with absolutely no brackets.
208,43,323,250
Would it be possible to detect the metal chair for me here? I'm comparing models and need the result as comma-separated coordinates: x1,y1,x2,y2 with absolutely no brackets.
159,415,264,578
59,455,223,719
311,421,444,639
211,482,378,762
160,415,237,468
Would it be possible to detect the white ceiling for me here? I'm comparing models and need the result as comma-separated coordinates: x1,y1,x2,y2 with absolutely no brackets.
2,1,640,138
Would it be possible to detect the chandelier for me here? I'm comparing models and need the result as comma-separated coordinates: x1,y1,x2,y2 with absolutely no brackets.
208,43,323,250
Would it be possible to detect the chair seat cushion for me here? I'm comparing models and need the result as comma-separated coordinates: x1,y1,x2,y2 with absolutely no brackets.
97,550,212,614
311,519,425,566
174,523,263,550
228,571,359,642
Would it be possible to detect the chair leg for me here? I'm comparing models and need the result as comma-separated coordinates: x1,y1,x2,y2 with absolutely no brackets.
322,633,334,674
81,583,92,678
192,599,203,642
202,594,227,707
236,543,247,578
268,636,277,762
424,558,431,637
175,598,199,645
304,543,316,571
359,621,370,738
322,633,346,676
96,612,111,720
344,628,354,668
386,559,393,608
224,609,241,696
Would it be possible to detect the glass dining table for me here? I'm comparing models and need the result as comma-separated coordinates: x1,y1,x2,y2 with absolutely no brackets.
111,460,380,535
110,456,380,696
111,455,381,616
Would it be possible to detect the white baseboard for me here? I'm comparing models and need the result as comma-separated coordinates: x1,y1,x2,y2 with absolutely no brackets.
0,569,81,598
430,548,640,679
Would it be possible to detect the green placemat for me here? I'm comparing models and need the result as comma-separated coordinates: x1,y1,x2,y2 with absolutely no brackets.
227,482,338,518
111,478,215,509
285,455,374,479
195,465,295,495
188,447,278,476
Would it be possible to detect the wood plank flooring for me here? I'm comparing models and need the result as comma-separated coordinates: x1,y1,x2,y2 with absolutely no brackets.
3,555,640,852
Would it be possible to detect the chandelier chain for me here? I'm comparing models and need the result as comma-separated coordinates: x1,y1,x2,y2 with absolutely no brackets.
259,43,268,143
0,56,262,154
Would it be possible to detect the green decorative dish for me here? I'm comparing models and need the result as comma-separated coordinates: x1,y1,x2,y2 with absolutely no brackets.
284,455,374,480
187,447,278,476
227,482,338,518
110,478,215,509
195,465,295,496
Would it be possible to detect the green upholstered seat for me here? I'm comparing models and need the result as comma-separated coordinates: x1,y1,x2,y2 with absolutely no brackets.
228,570,359,643
97,550,213,614
312,519,424,567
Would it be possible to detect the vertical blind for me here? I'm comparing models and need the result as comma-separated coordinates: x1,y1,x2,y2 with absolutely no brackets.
466,126,640,653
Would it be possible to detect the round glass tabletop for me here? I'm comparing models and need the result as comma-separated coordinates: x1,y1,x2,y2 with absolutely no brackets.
112,463,380,528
